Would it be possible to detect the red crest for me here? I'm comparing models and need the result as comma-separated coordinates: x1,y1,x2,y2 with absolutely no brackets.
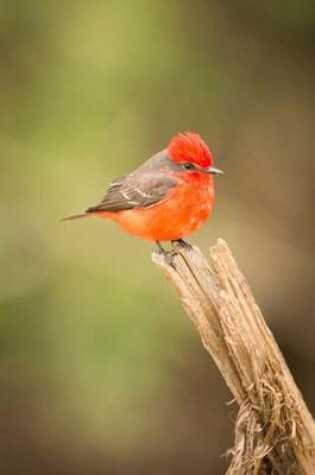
168,132,213,168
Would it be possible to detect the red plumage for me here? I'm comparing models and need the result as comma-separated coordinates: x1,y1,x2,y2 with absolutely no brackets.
62,132,223,244
168,132,213,168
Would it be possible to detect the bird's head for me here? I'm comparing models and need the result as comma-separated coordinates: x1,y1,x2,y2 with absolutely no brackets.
167,132,223,176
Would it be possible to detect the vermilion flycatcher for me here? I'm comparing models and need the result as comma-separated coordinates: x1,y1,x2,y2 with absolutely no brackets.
62,132,223,252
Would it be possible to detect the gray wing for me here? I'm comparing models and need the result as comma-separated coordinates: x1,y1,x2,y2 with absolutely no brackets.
86,173,179,213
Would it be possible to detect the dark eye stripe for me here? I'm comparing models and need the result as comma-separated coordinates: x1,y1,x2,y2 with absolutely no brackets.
183,162,195,171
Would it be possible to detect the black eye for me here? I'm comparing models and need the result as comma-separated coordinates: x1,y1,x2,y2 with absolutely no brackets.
183,162,195,171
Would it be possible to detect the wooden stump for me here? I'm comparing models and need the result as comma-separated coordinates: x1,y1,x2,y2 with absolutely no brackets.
152,239,315,474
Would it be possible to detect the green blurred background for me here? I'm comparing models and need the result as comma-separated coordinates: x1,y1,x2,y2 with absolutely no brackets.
1,1,314,473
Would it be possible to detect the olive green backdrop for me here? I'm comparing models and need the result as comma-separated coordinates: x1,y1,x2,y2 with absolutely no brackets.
1,1,314,473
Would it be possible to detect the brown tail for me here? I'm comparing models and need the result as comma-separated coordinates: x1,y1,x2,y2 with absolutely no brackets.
60,212,90,221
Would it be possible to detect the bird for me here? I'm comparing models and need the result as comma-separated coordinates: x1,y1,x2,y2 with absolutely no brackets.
62,132,223,254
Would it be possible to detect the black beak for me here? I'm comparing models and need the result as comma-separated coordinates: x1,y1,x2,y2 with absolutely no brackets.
205,166,224,175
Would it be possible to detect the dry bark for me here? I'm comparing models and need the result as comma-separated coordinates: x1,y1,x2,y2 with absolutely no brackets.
152,239,315,474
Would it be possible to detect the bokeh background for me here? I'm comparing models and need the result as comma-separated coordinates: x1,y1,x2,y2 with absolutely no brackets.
1,1,314,474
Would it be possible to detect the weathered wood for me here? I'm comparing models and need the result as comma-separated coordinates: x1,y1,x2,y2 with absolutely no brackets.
152,239,315,474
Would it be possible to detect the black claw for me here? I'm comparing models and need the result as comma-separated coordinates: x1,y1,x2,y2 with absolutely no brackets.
165,253,176,269
156,241,176,269
171,239,192,251
156,241,166,254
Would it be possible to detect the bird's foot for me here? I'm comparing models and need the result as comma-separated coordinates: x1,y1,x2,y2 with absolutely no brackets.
156,242,176,268
171,239,193,251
